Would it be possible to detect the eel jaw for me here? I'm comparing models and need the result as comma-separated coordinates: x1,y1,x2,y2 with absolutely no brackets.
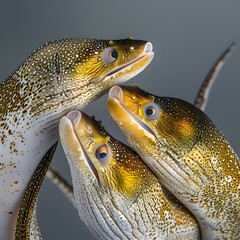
59,111,99,182
107,86,157,139
103,43,154,83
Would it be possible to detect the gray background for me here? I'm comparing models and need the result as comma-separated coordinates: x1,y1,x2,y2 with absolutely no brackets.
0,1,239,239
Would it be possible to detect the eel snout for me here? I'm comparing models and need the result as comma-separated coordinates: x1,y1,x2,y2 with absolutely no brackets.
144,42,153,53
59,111,82,159
109,86,123,101
66,110,82,128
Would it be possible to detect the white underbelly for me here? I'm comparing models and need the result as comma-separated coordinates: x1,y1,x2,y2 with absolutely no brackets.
0,121,58,240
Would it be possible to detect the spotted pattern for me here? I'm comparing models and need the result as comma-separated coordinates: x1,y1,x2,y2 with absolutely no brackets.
0,38,153,239
59,111,200,240
108,85,240,240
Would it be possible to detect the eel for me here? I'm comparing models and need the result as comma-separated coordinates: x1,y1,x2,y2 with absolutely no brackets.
38,43,235,207
107,85,240,239
194,42,235,111
15,143,58,240
59,110,200,240
0,37,153,239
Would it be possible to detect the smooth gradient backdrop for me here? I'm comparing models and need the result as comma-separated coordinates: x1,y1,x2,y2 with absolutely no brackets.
1,1,240,239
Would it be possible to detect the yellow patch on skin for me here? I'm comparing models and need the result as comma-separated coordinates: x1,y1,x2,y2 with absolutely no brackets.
108,85,240,239
176,119,194,137
63,110,151,199
106,157,146,198
107,97,129,125
60,110,200,239
74,57,103,79
74,39,154,84
122,89,154,116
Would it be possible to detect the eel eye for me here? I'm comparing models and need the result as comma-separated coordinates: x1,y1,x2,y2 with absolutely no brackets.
95,144,109,164
102,47,118,63
144,103,160,120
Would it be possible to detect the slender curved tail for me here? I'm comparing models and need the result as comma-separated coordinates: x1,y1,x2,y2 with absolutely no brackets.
194,42,235,110
46,166,75,207
15,143,58,240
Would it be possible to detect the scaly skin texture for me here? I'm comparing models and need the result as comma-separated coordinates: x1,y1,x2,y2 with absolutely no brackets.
0,38,153,239
59,110,200,240
107,85,240,240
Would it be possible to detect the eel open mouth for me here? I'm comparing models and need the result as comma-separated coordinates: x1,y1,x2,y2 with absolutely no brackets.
104,42,154,79
65,111,100,182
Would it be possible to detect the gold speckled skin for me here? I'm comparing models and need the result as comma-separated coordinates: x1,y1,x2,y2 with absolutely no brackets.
15,142,57,240
0,38,153,239
59,110,200,240
107,85,240,240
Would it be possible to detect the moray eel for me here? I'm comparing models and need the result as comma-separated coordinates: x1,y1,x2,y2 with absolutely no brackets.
107,85,240,240
15,143,57,240
59,110,200,240
0,38,153,239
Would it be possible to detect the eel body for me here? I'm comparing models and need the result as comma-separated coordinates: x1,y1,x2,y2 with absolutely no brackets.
107,85,240,239
15,143,57,240
59,110,200,240
0,38,153,239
